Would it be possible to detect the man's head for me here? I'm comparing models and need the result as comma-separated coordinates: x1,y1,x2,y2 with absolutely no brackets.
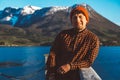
70,6,89,30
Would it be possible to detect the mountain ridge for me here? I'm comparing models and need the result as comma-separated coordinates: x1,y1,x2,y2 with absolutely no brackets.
0,4,120,46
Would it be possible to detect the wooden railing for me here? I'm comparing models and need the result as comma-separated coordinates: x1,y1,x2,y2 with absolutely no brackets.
44,54,102,80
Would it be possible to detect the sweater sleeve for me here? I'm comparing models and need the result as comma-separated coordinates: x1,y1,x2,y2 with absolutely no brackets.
46,32,62,73
70,36,100,70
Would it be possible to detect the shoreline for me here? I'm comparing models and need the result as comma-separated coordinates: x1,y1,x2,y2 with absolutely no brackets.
0,45,120,47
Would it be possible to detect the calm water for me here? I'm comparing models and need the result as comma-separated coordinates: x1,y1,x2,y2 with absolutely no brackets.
93,46,120,80
0,46,120,80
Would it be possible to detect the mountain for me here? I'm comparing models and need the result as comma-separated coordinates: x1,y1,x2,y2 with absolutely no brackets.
0,5,41,26
0,4,120,46
0,5,68,27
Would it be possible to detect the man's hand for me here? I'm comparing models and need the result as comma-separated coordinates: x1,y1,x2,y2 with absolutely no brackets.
57,64,70,74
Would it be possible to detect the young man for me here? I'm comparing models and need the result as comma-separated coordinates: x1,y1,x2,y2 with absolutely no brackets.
46,5,100,80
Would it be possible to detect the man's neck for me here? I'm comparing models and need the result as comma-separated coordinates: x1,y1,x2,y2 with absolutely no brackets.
74,27,86,33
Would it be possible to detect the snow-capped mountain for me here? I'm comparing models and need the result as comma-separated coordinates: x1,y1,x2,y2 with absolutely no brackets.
0,4,119,29
0,4,98,26
0,3,100,27
0,4,119,46
44,6,69,16
21,5,41,16
0,5,70,26
0,5,41,26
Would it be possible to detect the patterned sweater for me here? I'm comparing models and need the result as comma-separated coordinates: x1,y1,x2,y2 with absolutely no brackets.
46,28,99,72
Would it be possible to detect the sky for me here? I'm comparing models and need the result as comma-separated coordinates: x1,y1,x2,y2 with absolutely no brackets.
0,0,120,26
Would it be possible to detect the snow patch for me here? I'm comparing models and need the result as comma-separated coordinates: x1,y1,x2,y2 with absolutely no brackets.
21,5,41,16
45,6,69,16
1,16,12,21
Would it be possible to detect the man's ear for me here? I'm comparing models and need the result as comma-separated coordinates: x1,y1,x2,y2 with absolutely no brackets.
85,17,88,23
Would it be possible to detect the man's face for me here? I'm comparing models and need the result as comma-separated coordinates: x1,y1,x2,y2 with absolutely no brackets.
71,12,87,30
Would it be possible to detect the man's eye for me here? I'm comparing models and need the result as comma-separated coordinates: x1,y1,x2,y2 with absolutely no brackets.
79,16,82,18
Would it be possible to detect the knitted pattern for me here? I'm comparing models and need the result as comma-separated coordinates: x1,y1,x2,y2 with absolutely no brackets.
46,28,99,72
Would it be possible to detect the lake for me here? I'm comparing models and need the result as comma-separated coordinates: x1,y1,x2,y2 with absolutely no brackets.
0,46,120,80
